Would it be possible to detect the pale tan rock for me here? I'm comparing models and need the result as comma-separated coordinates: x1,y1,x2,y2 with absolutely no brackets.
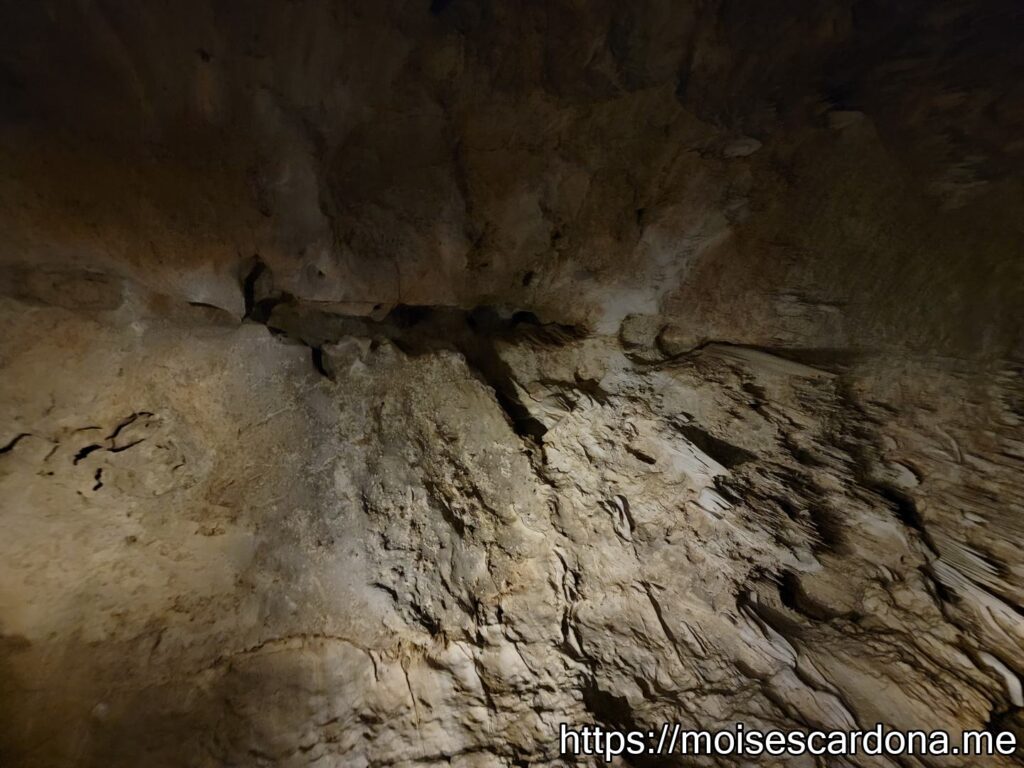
0,2,1021,766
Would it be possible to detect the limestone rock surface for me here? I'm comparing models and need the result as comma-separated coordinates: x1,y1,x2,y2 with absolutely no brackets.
0,1,1022,766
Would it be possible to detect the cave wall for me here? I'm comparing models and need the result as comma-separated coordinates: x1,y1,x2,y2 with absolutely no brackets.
1,0,1020,349
0,1,1022,766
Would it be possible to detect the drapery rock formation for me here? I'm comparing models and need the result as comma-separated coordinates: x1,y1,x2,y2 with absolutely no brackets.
0,1,1022,766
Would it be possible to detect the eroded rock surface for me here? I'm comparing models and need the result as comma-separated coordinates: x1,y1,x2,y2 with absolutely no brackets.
0,0,1022,766
1,294,1021,766
1,0,1022,350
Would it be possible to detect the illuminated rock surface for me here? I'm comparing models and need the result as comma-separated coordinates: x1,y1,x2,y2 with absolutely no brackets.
0,1,1021,766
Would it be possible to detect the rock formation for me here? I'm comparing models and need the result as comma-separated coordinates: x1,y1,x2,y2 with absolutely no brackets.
0,1,1021,766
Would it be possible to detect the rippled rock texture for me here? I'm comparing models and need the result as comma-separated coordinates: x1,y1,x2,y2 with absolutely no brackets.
0,1,1022,766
